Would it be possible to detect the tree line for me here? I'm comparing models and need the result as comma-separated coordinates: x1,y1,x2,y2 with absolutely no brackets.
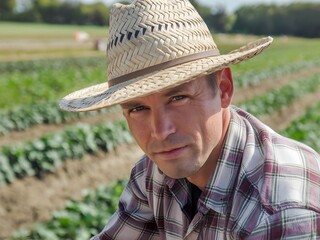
0,0,110,25
231,3,320,38
1,0,319,38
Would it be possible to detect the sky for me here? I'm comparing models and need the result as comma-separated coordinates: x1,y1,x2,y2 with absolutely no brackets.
79,0,320,13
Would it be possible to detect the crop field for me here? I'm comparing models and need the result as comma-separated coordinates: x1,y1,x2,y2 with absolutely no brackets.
0,22,320,239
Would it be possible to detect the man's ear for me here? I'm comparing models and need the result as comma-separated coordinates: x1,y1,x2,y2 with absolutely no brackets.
217,67,234,108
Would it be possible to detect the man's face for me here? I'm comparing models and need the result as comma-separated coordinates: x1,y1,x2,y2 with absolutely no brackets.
121,72,231,179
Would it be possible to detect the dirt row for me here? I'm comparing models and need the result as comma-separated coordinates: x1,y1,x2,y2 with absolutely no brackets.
0,144,143,239
0,67,320,239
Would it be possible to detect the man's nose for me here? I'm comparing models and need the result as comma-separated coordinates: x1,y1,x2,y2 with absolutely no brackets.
150,108,176,141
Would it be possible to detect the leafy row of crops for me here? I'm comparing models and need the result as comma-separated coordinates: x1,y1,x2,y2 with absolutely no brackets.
12,180,126,240
0,120,133,185
0,57,105,109
233,58,320,88
282,101,320,152
238,73,320,117
0,56,103,74
0,102,117,135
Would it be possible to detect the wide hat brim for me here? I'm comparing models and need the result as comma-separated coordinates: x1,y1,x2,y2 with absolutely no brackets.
59,36,273,112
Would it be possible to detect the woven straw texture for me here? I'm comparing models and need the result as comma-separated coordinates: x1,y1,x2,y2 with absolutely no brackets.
59,0,273,112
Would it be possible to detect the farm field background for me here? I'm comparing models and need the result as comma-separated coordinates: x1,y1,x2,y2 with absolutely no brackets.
0,22,320,239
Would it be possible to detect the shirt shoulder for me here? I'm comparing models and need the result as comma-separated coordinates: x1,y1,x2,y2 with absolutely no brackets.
260,135,320,213
247,208,320,239
232,107,320,213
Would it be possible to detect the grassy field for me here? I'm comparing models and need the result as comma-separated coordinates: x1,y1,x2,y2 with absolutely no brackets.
0,22,107,61
2,21,319,62
0,21,107,39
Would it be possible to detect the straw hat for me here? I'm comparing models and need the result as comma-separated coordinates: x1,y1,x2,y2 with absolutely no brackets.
59,0,273,112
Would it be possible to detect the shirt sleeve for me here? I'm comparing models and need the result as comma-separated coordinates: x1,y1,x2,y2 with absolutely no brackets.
246,208,320,239
92,160,160,240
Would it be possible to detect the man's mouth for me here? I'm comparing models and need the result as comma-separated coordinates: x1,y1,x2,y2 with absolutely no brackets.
155,146,187,159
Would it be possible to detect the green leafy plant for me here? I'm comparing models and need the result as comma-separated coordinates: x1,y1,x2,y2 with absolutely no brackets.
12,180,127,240
0,57,105,109
0,120,133,185
233,58,320,88
0,102,118,135
238,74,320,117
282,101,320,152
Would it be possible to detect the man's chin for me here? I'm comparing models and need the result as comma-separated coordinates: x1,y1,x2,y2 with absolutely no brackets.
160,166,200,179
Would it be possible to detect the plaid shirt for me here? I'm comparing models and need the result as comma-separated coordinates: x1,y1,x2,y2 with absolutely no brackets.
94,106,320,239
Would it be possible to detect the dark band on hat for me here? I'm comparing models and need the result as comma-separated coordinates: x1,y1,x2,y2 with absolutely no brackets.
108,49,220,87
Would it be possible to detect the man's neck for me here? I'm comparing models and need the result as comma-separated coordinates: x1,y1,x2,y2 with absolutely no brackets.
187,108,231,190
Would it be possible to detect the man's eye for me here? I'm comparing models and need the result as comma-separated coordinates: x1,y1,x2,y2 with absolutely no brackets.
129,106,146,113
171,95,186,101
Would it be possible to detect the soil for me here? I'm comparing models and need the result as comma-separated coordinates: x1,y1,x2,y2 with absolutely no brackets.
0,67,320,239
0,144,143,239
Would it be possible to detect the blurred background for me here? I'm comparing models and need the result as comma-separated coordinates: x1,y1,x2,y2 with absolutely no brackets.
1,0,319,61
2,0,320,37
0,0,320,239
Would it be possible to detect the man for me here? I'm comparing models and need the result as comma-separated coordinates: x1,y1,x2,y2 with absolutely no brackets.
59,0,320,239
